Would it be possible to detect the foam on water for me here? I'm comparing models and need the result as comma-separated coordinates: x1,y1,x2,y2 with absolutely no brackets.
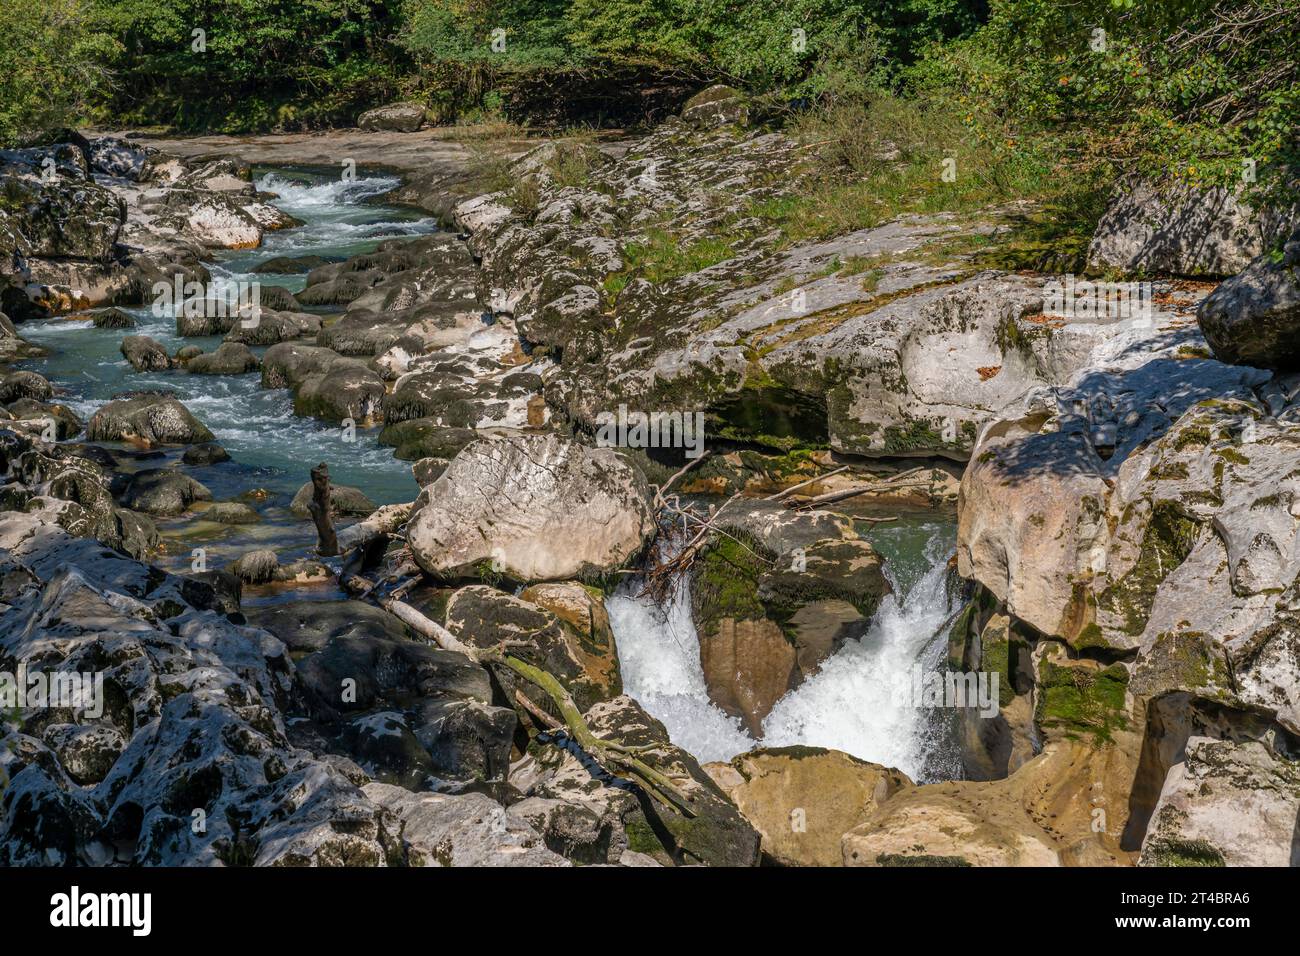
257,172,402,210
606,520,962,778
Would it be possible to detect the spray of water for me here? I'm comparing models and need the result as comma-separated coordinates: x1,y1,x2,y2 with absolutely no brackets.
606,524,962,779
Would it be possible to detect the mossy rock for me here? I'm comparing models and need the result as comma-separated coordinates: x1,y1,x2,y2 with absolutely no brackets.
1035,652,1129,744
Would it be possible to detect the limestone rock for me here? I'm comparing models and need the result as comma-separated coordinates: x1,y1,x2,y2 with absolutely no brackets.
407,433,655,582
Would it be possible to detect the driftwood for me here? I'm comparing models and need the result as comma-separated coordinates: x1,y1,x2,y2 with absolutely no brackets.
340,572,696,816
652,450,712,510
308,462,339,556
764,464,851,501
337,500,415,552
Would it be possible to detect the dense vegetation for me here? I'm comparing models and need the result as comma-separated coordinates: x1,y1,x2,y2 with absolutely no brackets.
0,0,1294,253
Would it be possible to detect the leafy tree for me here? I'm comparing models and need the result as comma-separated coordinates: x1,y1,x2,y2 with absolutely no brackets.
0,0,117,146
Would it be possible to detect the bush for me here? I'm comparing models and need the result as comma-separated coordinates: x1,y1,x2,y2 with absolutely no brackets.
0,0,117,146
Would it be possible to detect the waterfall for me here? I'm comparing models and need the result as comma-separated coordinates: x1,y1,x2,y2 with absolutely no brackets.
605,521,962,780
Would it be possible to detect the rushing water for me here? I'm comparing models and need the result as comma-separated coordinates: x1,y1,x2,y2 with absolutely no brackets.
18,168,434,571
606,516,964,780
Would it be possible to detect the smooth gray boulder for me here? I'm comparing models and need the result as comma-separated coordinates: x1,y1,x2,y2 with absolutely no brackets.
1198,229,1300,369
407,433,655,582
357,102,426,133
87,393,214,445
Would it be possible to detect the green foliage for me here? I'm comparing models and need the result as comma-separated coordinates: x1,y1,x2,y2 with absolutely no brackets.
621,227,741,284
916,0,1300,198
0,0,117,145
88,0,408,132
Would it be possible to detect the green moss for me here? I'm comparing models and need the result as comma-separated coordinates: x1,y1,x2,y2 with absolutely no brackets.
1036,656,1129,744
623,815,666,856
1144,838,1225,867
1098,502,1201,637
1173,425,1213,450
692,533,770,637
1215,447,1250,466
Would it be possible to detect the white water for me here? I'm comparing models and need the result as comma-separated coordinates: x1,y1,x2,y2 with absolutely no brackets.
606,522,960,779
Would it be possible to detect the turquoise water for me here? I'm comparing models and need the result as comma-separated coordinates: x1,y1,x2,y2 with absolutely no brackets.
17,168,439,570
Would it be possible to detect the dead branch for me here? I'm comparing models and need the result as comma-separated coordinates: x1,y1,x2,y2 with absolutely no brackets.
764,464,851,501
309,463,339,556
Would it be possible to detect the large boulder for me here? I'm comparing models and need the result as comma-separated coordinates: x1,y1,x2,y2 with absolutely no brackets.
357,102,426,133
120,468,214,516
444,583,622,712
1087,176,1299,277
1197,229,1300,369
87,393,214,445
1140,736,1300,867
119,334,173,372
707,747,912,866
185,341,260,375
407,434,656,582
289,481,376,518
522,695,762,866
689,504,890,734
0,173,123,260
0,513,396,866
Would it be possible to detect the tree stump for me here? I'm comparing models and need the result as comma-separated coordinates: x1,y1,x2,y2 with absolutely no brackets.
309,462,339,556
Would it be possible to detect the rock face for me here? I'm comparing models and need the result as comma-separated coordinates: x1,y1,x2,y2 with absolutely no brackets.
1087,176,1300,276
1141,736,1300,867
357,102,426,133
0,510,399,866
690,500,890,733
708,747,911,866
1197,229,1300,369
407,434,656,582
